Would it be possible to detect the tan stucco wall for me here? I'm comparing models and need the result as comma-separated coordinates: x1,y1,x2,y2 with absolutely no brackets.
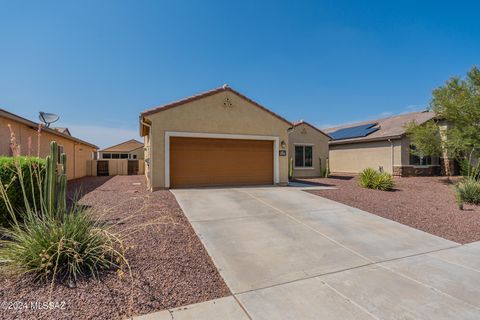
329,139,403,174
288,123,330,178
143,91,291,189
1,117,96,179
329,136,441,175
130,147,144,160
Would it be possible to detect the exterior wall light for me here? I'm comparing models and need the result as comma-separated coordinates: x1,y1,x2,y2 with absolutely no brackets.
281,140,286,149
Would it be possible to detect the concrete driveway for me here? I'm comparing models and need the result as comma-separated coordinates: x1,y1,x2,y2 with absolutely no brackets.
164,186,480,319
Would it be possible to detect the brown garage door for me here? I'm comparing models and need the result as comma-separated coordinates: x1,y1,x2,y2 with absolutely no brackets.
170,137,274,188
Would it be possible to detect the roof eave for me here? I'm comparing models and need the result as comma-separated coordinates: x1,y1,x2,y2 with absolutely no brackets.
0,108,98,149
290,121,332,140
99,139,144,152
139,115,151,137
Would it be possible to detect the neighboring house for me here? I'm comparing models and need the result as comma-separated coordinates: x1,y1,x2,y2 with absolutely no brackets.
288,120,331,178
98,139,144,160
139,85,292,189
0,108,98,179
53,127,71,136
325,111,440,176
87,140,145,177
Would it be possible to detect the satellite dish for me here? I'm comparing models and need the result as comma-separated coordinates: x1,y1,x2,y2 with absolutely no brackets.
39,111,60,128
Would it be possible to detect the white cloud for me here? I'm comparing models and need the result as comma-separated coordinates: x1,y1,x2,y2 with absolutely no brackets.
62,123,140,149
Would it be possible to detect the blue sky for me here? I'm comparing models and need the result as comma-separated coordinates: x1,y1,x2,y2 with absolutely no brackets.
1,1,479,148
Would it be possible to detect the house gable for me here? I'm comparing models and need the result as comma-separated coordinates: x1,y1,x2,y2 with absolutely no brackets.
140,86,291,136
142,87,292,136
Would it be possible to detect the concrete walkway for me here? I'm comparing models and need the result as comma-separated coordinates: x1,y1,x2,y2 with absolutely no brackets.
141,186,480,319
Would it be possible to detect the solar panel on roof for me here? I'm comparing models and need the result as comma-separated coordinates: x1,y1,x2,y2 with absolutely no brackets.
330,123,379,140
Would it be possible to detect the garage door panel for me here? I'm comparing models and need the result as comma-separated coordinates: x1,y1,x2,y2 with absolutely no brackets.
170,137,273,187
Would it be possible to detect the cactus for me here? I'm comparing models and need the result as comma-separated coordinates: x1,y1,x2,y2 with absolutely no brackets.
325,158,330,178
42,141,67,217
319,158,323,177
57,153,67,213
43,142,58,215
289,158,293,179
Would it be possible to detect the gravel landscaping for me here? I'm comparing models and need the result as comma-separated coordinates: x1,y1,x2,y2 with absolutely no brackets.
302,175,480,244
0,175,229,320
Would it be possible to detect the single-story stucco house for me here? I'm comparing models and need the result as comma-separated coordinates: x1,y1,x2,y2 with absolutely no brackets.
0,108,98,179
324,111,441,176
288,120,331,178
139,85,329,189
98,139,144,160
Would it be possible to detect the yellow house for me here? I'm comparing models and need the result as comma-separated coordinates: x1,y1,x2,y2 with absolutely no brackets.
325,111,441,176
1,108,98,180
139,85,293,190
98,139,144,160
288,120,331,178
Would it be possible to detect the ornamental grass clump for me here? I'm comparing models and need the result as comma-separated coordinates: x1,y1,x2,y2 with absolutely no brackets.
358,168,377,189
455,178,480,210
359,168,394,191
0,203,123,284
372,172,395,191
0,132,128,287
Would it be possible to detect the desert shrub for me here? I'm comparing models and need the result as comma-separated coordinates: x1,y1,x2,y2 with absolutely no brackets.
0,204,125,284
458,157,480,179
358,168,378,189
0,141,128,286
324,158,330,178
359,168,394,191
0,157,45,227
455,178,480,208
372,172,394,191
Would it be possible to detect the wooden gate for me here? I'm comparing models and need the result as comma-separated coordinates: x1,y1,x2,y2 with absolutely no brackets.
87,160,144,176
97,160,109,176
128,160,139,175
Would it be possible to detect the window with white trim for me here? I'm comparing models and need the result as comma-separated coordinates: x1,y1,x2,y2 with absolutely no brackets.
295,145,313,168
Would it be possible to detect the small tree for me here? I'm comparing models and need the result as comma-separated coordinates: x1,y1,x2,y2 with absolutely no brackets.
405,120,442,158
406,66,480,176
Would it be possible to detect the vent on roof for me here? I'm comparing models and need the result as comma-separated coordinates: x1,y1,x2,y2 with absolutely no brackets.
330,123,379,140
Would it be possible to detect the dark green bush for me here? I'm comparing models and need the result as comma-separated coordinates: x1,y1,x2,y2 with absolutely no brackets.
359,168,394,191
0,157,45,227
